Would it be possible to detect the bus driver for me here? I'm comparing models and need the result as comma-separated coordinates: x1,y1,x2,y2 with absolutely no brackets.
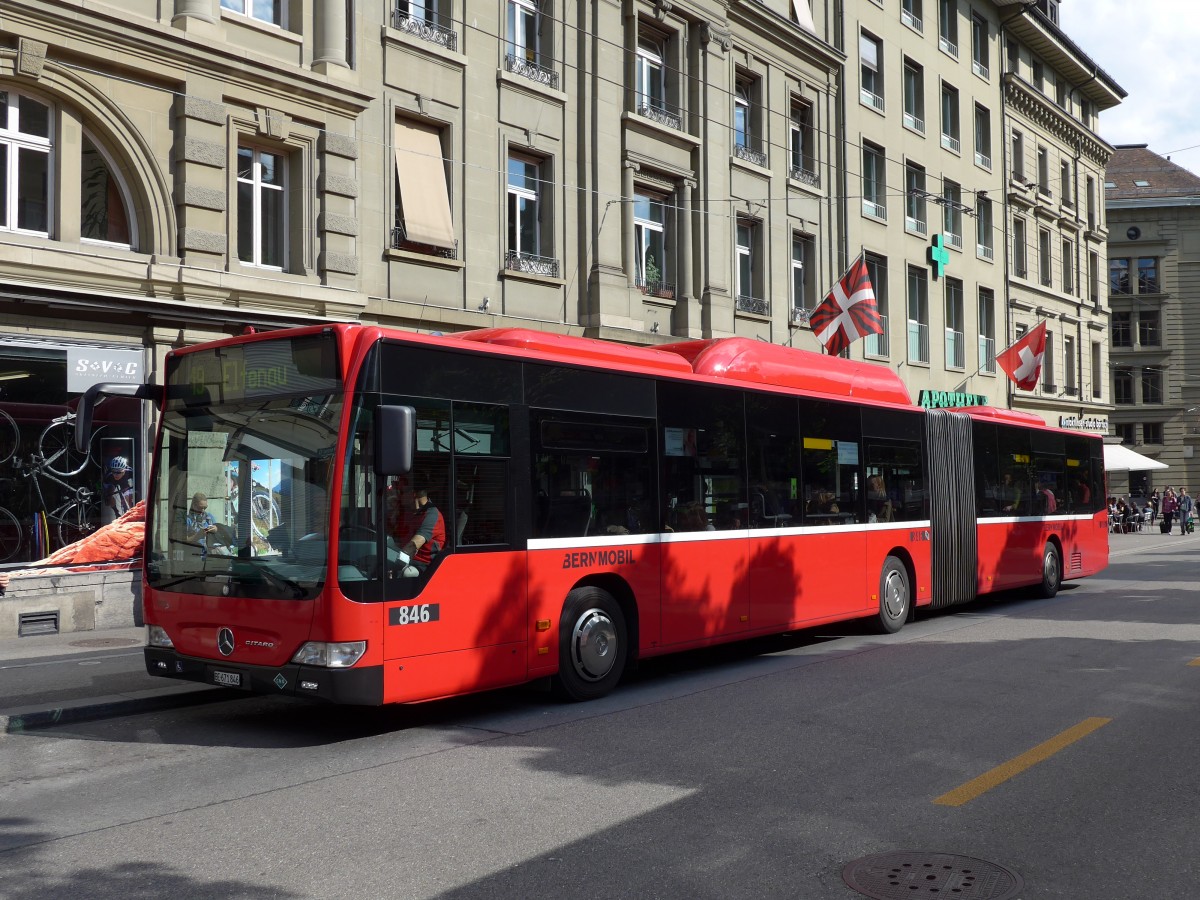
392,481,446,577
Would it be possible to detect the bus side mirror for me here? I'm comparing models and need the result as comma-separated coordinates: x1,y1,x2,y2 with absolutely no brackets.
376,405,415,475
76,382,156,452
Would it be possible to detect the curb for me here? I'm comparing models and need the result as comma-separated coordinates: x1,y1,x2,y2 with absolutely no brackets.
0,683,239,734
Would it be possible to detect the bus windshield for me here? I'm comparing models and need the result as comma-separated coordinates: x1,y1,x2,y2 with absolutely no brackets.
146,333,344,600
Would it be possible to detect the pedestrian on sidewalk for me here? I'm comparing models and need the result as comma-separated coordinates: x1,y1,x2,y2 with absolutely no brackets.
1150,489,1160,526
1162,487,1178,534
1178,488,1194,535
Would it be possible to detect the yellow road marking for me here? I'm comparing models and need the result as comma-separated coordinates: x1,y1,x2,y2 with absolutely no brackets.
934,717,1111,807
1188,658,1200,667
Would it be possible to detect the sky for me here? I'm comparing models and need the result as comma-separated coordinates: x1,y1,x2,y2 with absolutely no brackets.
1059,1,1200,176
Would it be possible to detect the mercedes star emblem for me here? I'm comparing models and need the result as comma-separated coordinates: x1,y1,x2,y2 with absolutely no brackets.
217,627,235,657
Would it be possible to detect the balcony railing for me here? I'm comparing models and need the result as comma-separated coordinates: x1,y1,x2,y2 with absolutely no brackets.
975,151,991,169
734,143,768,167
864,315,889,356
789,165,820,188
979,335,996,373
977,243,994,261
904,112,925,133
972,60,989,79
906,215,928,235
901,8,923,30
945,328,965,369
505,53,560,90
939,35,959,57
636,98,682,131
736,294,769,316
941,133,961,153
863,199,887,220
505,249,559,277
945,231,963,250
393,8,459,52
391,223,458,259
636,276,676,300
908,320,929,363
861,89,885,112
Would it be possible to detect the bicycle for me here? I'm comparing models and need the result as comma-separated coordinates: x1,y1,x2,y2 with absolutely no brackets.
0,408,104,477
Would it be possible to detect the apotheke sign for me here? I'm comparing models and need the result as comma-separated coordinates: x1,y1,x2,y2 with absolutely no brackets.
1060,415,1109,432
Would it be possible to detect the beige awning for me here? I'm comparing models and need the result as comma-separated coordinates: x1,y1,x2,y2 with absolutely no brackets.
394,119,455,250
792,0,816,32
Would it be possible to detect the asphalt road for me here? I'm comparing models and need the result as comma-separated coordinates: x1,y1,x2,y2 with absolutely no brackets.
1,533,1198,899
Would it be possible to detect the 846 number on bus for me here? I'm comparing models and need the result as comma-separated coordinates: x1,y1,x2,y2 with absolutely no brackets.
389,604,440,626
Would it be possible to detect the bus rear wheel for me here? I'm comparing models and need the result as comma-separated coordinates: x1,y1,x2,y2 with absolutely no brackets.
873,555,910,634
554,586,627,702
1037,543,1061,598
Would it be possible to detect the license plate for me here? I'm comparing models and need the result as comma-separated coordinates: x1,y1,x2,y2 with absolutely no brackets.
213,670,242,687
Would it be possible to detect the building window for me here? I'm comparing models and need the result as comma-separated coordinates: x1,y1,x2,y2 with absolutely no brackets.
864,254,889,356
1138,257,1160,293
903,59,925,132
634,192,671,298
1144,422,1163,445
1091,341,1102,399
862,142,887,219
973,104,991,168
791,232,815,317
971,13,989,77
1011,128,1025,181
394,1,457,50
976,195,993,260
1109,257,1130,294
1086,176,1097,229
0,89,51,235
1063,334,1076,395
1032,59,1044,93
1038,227,1052,287
938,0,958,56
1089,251,1100,304
1006,37,1019,73
1116,422,1136,444
978,287,996,373
221,0,284,26
860,32,884,111
393,117,456,257
1060,160,1073,207
1042,331,1055,391
1111,312,1132,347
905,162,927,234
1062,239,1074,293
1114,368,1133,405
902,0,923,31
1037,145,1050,196
636,34,666,116
945,277,964,369
942,179,963,249
1142,368,1163,404
1138,309,1161,347
789,98,816,183
506,0,557,87
735,218,764,314
907,265,929,363
733,74,766,166
506,152,552,272
236,145,286,269
1013,216,1027,277
940,82,960,152
81,133,133,247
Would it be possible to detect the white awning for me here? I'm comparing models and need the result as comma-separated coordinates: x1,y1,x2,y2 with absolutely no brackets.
1103,443,1169,472
394,119,455,250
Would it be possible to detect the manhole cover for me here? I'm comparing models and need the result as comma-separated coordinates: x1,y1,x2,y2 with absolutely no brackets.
68,638,142,649
843,851,1023,900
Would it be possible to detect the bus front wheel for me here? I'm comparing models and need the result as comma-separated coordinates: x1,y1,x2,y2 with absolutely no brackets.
1037,543,1061,599
554,587,627,702
873,555,910,634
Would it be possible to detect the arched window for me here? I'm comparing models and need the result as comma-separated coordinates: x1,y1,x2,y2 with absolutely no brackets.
81,133,134,248
0,89,52,235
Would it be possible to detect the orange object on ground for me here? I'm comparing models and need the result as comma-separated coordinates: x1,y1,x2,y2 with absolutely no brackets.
40,500,146,566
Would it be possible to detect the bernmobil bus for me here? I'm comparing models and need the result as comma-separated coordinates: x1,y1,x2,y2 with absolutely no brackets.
76,325,1108,704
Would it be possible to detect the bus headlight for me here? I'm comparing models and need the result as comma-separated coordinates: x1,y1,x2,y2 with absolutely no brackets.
291,641,367,668
146,625,174,648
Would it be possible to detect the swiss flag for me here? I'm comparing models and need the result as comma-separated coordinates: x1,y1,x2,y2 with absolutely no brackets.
809,257,883,356
996,320,1048,390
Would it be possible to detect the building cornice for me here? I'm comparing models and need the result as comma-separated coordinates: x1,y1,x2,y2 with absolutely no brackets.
1003,75,1113,167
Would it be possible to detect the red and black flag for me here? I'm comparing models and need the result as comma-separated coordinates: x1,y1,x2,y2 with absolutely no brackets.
809,256,883,356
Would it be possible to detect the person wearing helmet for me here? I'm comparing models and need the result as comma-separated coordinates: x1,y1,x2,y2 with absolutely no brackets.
102,454,136,525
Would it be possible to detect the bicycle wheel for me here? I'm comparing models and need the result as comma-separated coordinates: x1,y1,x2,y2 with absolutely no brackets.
40,419,90,477
250,490,280,539
0,506,22,562
56,496,101,550
0,408,18,465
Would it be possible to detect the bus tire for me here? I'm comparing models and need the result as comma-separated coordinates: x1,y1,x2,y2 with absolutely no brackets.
1037,543,1061,599
873,555,910,634
554,587,627,702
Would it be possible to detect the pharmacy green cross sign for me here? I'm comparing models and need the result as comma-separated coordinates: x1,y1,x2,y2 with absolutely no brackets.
928,234,950,279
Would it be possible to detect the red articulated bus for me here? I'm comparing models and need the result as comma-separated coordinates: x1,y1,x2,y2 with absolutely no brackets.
84,324,1108,704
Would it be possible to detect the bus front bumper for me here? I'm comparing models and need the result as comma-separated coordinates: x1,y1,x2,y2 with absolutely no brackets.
144,648,384,705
